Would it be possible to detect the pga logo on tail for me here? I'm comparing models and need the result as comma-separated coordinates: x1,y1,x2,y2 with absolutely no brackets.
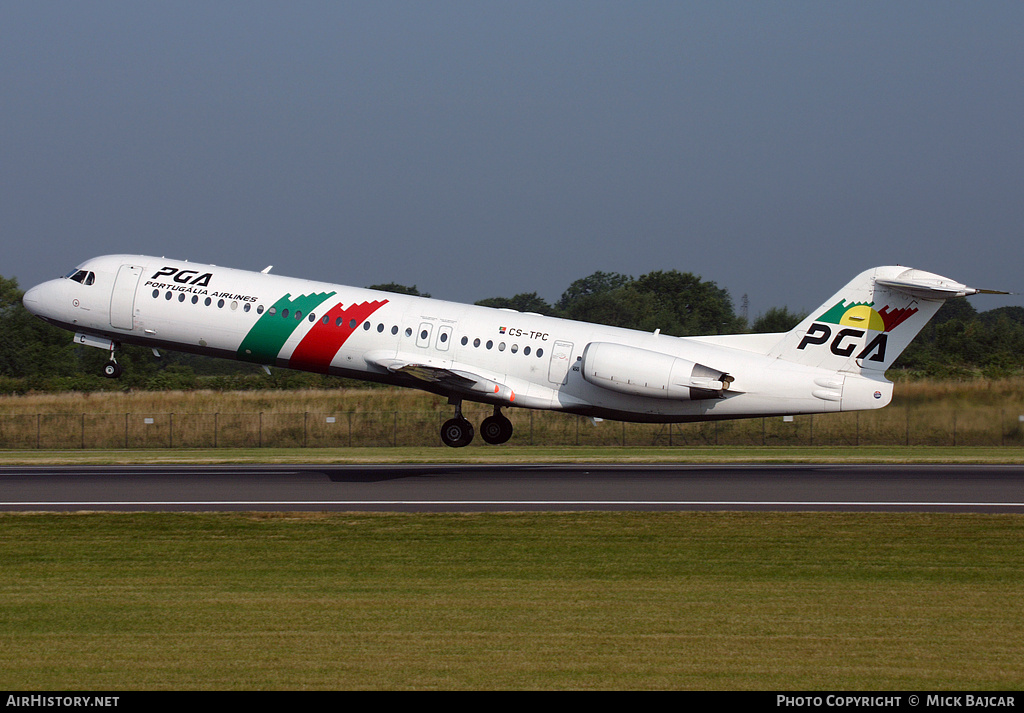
796,299,919,363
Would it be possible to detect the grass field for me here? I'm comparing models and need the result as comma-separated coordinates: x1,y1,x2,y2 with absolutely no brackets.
2,444,1024,465
3,378,1024,450
1,511,1022,690
2,381,1023,690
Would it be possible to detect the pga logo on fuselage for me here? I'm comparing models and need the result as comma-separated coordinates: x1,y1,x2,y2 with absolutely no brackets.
150,266,214,287
797,323,887,363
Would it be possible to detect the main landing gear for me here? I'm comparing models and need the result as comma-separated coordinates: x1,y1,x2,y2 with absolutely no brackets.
440,402,513,447
480,409,513,445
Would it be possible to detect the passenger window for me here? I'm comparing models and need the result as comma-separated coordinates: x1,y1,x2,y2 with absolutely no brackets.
417,323,433,348
437,326,452,351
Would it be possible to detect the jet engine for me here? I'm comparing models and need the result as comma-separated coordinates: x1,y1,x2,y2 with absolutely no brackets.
580,342,732,400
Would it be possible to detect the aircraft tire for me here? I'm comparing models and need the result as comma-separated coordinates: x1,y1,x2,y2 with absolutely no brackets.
102,361,122,379
440,417,474,448
480,414,513,445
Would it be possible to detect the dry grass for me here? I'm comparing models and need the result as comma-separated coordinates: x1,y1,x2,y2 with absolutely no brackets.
1,378,1023,449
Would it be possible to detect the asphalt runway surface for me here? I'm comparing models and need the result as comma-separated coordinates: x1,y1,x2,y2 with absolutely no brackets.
1,463,1023,512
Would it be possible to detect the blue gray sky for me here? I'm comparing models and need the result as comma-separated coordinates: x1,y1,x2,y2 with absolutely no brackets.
3,2,1022,321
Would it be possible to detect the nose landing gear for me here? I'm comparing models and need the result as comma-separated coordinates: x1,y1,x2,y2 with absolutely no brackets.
102,343,122,379
73,333,123,379
102,359,122,379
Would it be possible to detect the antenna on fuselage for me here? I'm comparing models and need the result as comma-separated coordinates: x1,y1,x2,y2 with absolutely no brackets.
261,266,273,274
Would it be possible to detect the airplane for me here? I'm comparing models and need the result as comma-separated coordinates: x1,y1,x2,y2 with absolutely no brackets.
21,255,1005,447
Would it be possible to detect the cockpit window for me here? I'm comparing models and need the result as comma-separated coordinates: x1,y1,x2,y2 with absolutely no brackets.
66,270,96,285
66,270,96,284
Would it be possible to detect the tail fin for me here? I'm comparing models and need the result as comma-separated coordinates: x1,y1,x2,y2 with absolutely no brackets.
769,266,994,374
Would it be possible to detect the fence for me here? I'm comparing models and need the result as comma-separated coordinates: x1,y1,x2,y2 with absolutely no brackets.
2,405,1024,449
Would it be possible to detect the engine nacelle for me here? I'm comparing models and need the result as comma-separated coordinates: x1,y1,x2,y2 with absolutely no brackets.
580,342,731,401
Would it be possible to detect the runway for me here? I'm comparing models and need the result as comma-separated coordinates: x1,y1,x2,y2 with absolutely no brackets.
1,463,1023,512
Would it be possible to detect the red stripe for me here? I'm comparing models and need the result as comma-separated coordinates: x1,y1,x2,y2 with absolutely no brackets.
289,300,388,373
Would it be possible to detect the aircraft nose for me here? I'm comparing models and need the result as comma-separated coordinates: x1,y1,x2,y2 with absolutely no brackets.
22,280,62,318
22,284,43,314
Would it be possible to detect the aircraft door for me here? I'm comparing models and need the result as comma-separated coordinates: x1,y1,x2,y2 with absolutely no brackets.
547,340,574,384
109,264,143,330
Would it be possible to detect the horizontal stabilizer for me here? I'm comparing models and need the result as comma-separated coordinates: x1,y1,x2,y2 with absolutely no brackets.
875,268,1009,300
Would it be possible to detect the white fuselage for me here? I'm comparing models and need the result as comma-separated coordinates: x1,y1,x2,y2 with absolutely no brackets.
23,254,894,424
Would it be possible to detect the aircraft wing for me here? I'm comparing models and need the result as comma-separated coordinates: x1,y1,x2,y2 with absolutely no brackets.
390,363,478,389
365,354,517,402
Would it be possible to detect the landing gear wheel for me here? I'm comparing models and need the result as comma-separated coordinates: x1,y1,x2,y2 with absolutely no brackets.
480,414,513,445
102,361,122,379
440,417,474,448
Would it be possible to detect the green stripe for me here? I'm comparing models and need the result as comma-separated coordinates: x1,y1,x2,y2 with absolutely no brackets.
237,291,336,363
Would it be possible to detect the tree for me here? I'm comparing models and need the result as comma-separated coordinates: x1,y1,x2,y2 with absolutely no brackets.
0,275,78,379
555,271,633,313
550,269,743,336
475,292,556,316
367,282,431,298
632,270,744,336
751,306,805,333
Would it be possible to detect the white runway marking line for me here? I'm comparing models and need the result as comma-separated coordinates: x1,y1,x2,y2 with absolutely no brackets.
4,500,1024,508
